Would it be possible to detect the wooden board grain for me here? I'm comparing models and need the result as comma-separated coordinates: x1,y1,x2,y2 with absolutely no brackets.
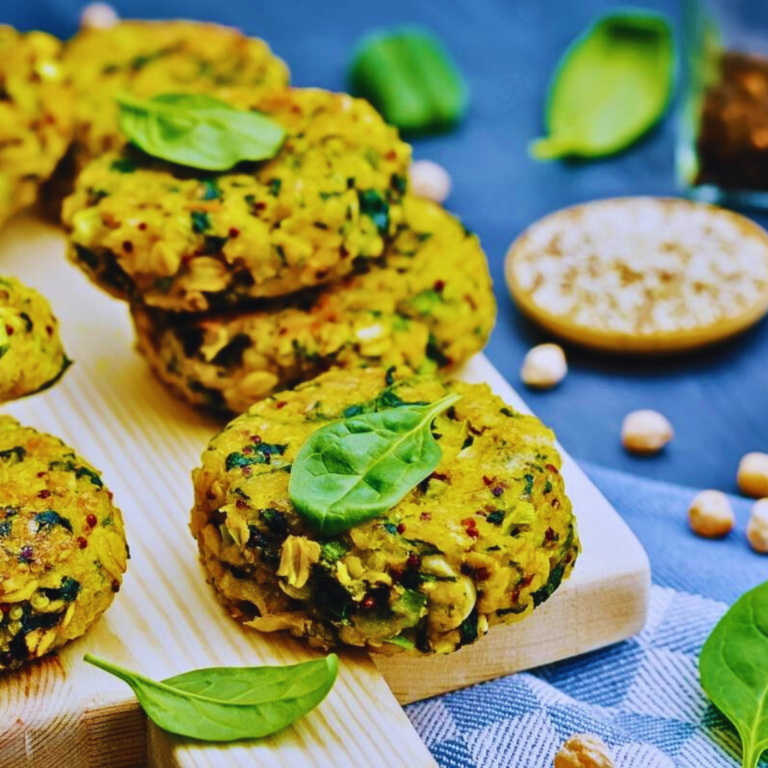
0,212,650,767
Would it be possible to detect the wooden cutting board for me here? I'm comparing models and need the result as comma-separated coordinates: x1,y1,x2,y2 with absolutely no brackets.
0,212,650,768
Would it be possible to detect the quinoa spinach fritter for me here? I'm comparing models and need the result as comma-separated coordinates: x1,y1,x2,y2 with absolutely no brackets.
64,88,411,311
0,416,128,670
192,367,578,655
0,277,70,403
132,197,495,413
0,27,73,230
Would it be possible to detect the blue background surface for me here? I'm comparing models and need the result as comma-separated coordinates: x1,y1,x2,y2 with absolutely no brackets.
6,0,768,492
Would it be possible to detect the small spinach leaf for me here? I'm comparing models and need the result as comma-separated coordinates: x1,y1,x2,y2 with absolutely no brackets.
289,393,460,536
115,93,286,171
84,653,338,742
531,11,673,160
700,580,768,768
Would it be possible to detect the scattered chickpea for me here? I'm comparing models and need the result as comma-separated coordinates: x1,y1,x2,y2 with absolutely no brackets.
747,498,768,553
688,490,735,538
521,343,567,389
621,410,673,455
737,452,768,498
409,160,452,204
554,734,615,768
80,3,119,29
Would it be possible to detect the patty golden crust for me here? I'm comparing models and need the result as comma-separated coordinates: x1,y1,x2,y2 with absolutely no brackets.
0,416,128,671
61,19,289,173
0,27,73,229
0,276,69,403
64,88,411,311
192,367,578,655
132,197,495,413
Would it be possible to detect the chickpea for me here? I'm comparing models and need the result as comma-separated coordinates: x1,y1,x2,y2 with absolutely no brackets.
80,3,119,29
621,410,673,454
737,452,768,498
409,160,452,204
688,490,735,538
521,343,567,389
554,734,615,768
747,498,768,553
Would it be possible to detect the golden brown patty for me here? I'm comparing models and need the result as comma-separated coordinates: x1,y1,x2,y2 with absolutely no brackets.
60,19,289,177
64,88,412,311
191,367,578,655
0,416,128,670
132,197,495,413
0,27,73,229
0,276,70,403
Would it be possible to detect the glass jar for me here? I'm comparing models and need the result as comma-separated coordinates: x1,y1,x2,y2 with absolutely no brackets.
678,0,768,208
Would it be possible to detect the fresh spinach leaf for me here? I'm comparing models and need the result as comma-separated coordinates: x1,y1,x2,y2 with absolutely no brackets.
289,393,460,536
115,93,287,171
531,11,673,160
84,653,338,742
699,580,768,768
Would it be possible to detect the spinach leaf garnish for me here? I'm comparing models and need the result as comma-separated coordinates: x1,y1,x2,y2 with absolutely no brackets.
530,11,673,160
84,653,338,742
700,580,768,768
115,93,287,172
289,393,460,536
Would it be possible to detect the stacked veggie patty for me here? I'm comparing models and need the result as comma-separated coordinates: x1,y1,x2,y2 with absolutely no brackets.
0,416,128,671
192,367,579,655
131,197,495,413
58,30,493,414
64,88,411,310
57,20,289,185
0,27,73,230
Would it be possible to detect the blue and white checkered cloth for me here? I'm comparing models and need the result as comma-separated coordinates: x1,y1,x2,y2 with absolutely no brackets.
405,463,768,767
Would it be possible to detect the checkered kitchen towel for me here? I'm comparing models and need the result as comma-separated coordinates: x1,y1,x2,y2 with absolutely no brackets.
405,463,768,768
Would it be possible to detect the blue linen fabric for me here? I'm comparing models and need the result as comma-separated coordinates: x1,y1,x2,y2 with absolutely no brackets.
406,463,768,768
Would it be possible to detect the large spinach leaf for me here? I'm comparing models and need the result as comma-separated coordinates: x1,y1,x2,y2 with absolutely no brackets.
116,93,286,171
531,11,673,160
289,393,460,536
699,580,768,768
85,653,338,741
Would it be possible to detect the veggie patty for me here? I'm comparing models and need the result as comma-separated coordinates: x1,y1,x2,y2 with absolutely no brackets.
64,88,411,311
59,20,289,179
131,197,495,413
0,27,73,230
0,276,70,403
191,367,578,655
0,416,128,671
